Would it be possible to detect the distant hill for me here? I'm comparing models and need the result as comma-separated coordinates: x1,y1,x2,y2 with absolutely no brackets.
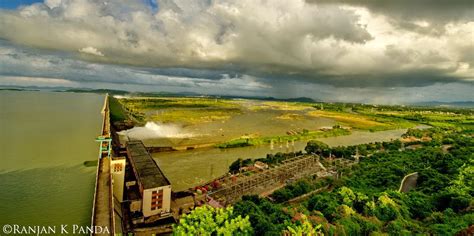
0,87,38,92
412,101,474,108
267,96,318,103
64,88,130,95
61,88,319,103
62,88,200,97
9,86,471,108
216,95,318,103
0,85,52,91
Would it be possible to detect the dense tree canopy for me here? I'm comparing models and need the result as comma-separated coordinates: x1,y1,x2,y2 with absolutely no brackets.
175,127,473,235
173,206,253,235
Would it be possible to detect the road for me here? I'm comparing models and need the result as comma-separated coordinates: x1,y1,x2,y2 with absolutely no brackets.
399,172,418,193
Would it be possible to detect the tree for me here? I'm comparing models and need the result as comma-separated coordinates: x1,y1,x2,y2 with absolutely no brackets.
272,188,293,203
305,140,329,155
228,158,253,173
374,194,399,222
229,158,242,173
402,191,433,219
338,187,356,206
173,206,253,235
448,163,474,196
233,197,290,235
307,192,339,221
286,214,322,236
434,190,471,212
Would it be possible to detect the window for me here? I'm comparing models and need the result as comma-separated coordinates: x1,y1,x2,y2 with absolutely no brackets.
151,189,163,211
113,163,122,172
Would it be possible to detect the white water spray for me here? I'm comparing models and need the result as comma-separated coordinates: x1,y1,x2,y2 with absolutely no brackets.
119,122,193,139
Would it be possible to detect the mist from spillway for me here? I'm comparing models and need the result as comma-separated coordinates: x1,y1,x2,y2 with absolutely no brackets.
118,121,194,139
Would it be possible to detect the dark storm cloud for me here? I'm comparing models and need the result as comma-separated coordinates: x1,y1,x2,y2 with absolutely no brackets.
309,0,474,33
0,0,472,99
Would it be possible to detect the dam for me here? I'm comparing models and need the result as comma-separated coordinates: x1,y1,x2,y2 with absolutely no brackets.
90,94,339,235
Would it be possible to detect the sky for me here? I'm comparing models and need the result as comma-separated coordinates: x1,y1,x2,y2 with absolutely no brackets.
0,0,473,104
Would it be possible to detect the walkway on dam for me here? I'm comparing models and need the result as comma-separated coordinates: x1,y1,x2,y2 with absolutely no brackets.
92,157,112,233
91,94,114,235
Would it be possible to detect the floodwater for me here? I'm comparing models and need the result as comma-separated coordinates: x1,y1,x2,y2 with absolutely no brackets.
0,90,103,227
153,128,413,191
141,104,336,147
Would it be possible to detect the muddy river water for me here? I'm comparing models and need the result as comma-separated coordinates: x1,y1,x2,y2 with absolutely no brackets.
0,90,103,227
153,128,413,191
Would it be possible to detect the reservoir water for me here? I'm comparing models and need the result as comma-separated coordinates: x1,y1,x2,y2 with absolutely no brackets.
0,90,103,227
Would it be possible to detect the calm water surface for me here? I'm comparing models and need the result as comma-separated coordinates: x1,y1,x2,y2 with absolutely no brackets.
0,90,103,226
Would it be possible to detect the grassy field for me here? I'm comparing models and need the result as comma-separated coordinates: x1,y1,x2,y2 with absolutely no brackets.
249,101,314,111
115,96,473,148
365,110,474,130
216,128,351,148
120,97,241,124
118,97,423,130
307,110,415,131
149,108,242,124
121,97,239,109
109,96,129,122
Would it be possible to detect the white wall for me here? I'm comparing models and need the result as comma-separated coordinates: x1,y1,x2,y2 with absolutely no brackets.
142,185,171,218
110,159,126,202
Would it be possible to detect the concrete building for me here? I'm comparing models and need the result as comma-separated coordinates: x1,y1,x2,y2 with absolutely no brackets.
125,140,172,222
110,157,126,202
254,161,269,170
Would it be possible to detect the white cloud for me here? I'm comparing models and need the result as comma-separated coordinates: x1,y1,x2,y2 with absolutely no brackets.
0,42,271,94
0,2,391,75
44,0,62,9
78,46,104,57
0,0,472,102
0,76,80,87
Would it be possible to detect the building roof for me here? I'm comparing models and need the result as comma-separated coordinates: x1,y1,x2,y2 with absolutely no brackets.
126,140,171,189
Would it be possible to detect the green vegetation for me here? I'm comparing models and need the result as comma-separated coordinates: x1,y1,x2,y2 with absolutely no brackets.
225,127,473,235
251,101,314,111
176,196,323,235
216,127,350,149
350,103,474,130
150,108,241,124
271,178,330,203
173,206,253,235
229,158,255,173
308,109,416,131
168,99,473,234
286,214,322,235
109,96,129,122
228,151,304,173
122,97,239,110
120,97,241,124
117,96,473,152
305,140,330,155
231,196,325,235
310,102,474,131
